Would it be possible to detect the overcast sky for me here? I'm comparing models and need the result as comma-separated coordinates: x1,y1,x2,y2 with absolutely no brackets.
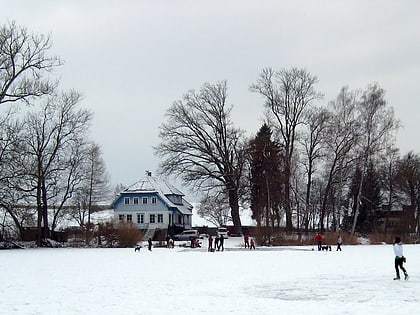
2,1,420,195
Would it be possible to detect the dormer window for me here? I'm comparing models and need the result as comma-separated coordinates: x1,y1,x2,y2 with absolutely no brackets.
142,197,148,204
167,194,182,205
124,197,130,205
152,197,157,204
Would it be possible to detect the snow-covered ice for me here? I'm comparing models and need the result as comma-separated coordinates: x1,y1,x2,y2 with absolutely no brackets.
0,238,418,315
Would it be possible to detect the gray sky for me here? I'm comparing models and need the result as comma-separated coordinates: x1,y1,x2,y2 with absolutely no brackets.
3,1,420,195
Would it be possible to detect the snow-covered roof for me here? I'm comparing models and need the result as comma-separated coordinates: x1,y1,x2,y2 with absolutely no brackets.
116,174,192,215
124,175,184,196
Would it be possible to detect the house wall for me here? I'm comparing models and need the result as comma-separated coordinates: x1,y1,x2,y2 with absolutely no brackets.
113,192,191,230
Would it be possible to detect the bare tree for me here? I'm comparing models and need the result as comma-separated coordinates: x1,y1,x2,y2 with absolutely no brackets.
48,137,90,232
0,111,30,239
299,106,331,231
83,143,110,227
19,90,92,244
197,193,231,227
350,84,400,234
69,143,110,244
0,21,62,105
250,68,322,229
318,87,360,231
155,81,247,235
378,146,400,233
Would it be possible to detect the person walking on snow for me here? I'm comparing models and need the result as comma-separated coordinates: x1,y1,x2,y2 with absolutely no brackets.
250,237,256,250
393,236,408,280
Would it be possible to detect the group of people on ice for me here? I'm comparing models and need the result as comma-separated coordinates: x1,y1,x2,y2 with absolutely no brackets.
207,234,225,251
243,234,256,250
142,230,410,281
314,232,342,251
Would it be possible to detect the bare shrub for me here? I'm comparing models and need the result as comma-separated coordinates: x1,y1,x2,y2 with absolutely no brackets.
116,221,143,248
98,222,118,247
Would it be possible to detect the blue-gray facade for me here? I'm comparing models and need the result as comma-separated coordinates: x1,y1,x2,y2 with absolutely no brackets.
112,174,193,231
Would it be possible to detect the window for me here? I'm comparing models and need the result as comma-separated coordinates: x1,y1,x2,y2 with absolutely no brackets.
152,197,157,204
137,214,144,224
142,197,148,204
126,214,132,222
119,214,125,221
150,214,155,223
133,197,139,205
158,214,163,223
124,197,130,205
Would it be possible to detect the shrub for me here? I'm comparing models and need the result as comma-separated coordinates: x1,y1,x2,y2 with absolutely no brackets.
116,221,143,247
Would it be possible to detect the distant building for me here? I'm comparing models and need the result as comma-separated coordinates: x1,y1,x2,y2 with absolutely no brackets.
377,204,416,234
111,172,193,239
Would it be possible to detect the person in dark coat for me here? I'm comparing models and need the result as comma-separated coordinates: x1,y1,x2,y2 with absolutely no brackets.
336,235,343,251
148,238,152,251
208,235,213,252
250,237,256,250
214,236,220,251
219,234,225,251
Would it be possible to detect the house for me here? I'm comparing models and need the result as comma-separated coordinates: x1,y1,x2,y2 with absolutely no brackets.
377,204,416,234
111,172,193,240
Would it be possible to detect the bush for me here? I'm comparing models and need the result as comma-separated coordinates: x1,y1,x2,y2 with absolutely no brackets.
116,221,143,247
97,221,143,247
98,222,118,247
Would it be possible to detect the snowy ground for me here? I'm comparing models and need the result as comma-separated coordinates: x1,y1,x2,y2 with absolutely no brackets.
0,237,418,315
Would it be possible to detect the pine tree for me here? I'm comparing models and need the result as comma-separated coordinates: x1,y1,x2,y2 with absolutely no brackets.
249,124,284,244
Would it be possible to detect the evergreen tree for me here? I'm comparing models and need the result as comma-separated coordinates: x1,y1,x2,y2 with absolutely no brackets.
249,124,284,244
346,163,382,233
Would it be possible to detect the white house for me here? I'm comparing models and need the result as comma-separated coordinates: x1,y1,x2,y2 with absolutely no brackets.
111,172,193,239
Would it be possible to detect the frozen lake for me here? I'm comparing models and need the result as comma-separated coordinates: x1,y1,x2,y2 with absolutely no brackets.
0,238,418,315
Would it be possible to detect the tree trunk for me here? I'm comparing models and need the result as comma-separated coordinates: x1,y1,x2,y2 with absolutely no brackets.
228,188,242,235
351,170,364,235
41,178,50,240
284,163,293,230
36,171,43,246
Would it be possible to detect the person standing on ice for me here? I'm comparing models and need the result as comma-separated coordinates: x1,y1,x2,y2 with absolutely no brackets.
250,237,256,250
393,236,408,280
315,233,323,251
208,235,213,252
214,235,219,251
244,234,250,248
336,234,343,251
218,234,225,251
148,238,153,251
